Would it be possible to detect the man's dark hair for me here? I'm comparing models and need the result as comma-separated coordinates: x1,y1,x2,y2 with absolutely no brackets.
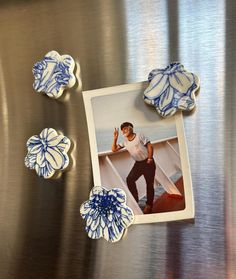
120,122,133,130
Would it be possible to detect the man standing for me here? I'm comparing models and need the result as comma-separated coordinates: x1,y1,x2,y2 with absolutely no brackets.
112,122,156,214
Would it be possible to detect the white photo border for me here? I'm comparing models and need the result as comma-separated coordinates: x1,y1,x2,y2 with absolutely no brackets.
83,82,195,224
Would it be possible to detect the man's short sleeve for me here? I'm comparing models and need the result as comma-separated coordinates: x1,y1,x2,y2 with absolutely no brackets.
139,133,150,146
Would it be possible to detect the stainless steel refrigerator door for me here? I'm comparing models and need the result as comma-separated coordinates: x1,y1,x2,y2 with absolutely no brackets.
0,0,235,278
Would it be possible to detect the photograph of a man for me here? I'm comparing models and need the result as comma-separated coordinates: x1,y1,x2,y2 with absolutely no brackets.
112,122,156,214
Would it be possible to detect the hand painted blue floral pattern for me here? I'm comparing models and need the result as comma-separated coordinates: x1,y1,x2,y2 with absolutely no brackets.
25,128,71,178
144,62,200,117
33,50,76,99
80,186,134,242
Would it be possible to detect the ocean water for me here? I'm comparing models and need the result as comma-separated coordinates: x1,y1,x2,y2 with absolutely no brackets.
96,125,177,152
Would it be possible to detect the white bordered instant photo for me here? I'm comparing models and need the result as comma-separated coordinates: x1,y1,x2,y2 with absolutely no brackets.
83,82,194,224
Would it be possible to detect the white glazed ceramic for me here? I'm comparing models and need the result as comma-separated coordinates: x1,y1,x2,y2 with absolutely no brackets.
80,186,134,242
25,128,71,178
32,50,76,98
144,62,200,117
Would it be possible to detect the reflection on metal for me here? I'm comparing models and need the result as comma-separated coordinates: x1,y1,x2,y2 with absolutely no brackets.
0,58,9,184
124,1,169,80
178,1,227,278
0,0,235,278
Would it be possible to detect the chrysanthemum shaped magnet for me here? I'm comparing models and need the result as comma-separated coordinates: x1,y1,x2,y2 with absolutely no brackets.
144,62,200,117
25,128,71,178
32,50,76,99
80,186,134,243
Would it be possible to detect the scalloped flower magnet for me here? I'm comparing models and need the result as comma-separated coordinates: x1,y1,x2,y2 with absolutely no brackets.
80,186,134,242
32,50,76,99
25,128,71,178
144,62,200,117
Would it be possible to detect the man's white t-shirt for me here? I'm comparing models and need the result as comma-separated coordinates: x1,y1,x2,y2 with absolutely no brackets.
118,133,150,161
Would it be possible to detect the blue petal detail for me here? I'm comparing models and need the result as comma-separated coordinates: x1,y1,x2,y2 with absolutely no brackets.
144,62,200,117
25,128,71,178
32,51,76,99
80,186,134,242
35,161,54,178
25,153,37,169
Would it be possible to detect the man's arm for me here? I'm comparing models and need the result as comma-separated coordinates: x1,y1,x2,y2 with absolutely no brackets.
147,142,154,163
112,128,123,152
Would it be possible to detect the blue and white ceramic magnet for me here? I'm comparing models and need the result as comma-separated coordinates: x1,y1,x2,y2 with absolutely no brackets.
144,62,200,117
33,51,76,99
25,128,71,179
80,186,134,243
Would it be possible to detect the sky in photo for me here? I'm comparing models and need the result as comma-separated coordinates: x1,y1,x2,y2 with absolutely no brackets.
91,88,177,152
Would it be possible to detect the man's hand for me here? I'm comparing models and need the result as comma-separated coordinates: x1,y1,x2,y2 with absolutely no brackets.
147,143,154,163
114,127,119,139
112,128,122,152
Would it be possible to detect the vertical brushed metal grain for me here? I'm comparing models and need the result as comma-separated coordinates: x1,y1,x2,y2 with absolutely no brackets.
225,1,236,278
0,0,235,278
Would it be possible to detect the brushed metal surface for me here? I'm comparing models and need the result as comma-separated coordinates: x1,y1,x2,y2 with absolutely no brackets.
0,0,235,278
